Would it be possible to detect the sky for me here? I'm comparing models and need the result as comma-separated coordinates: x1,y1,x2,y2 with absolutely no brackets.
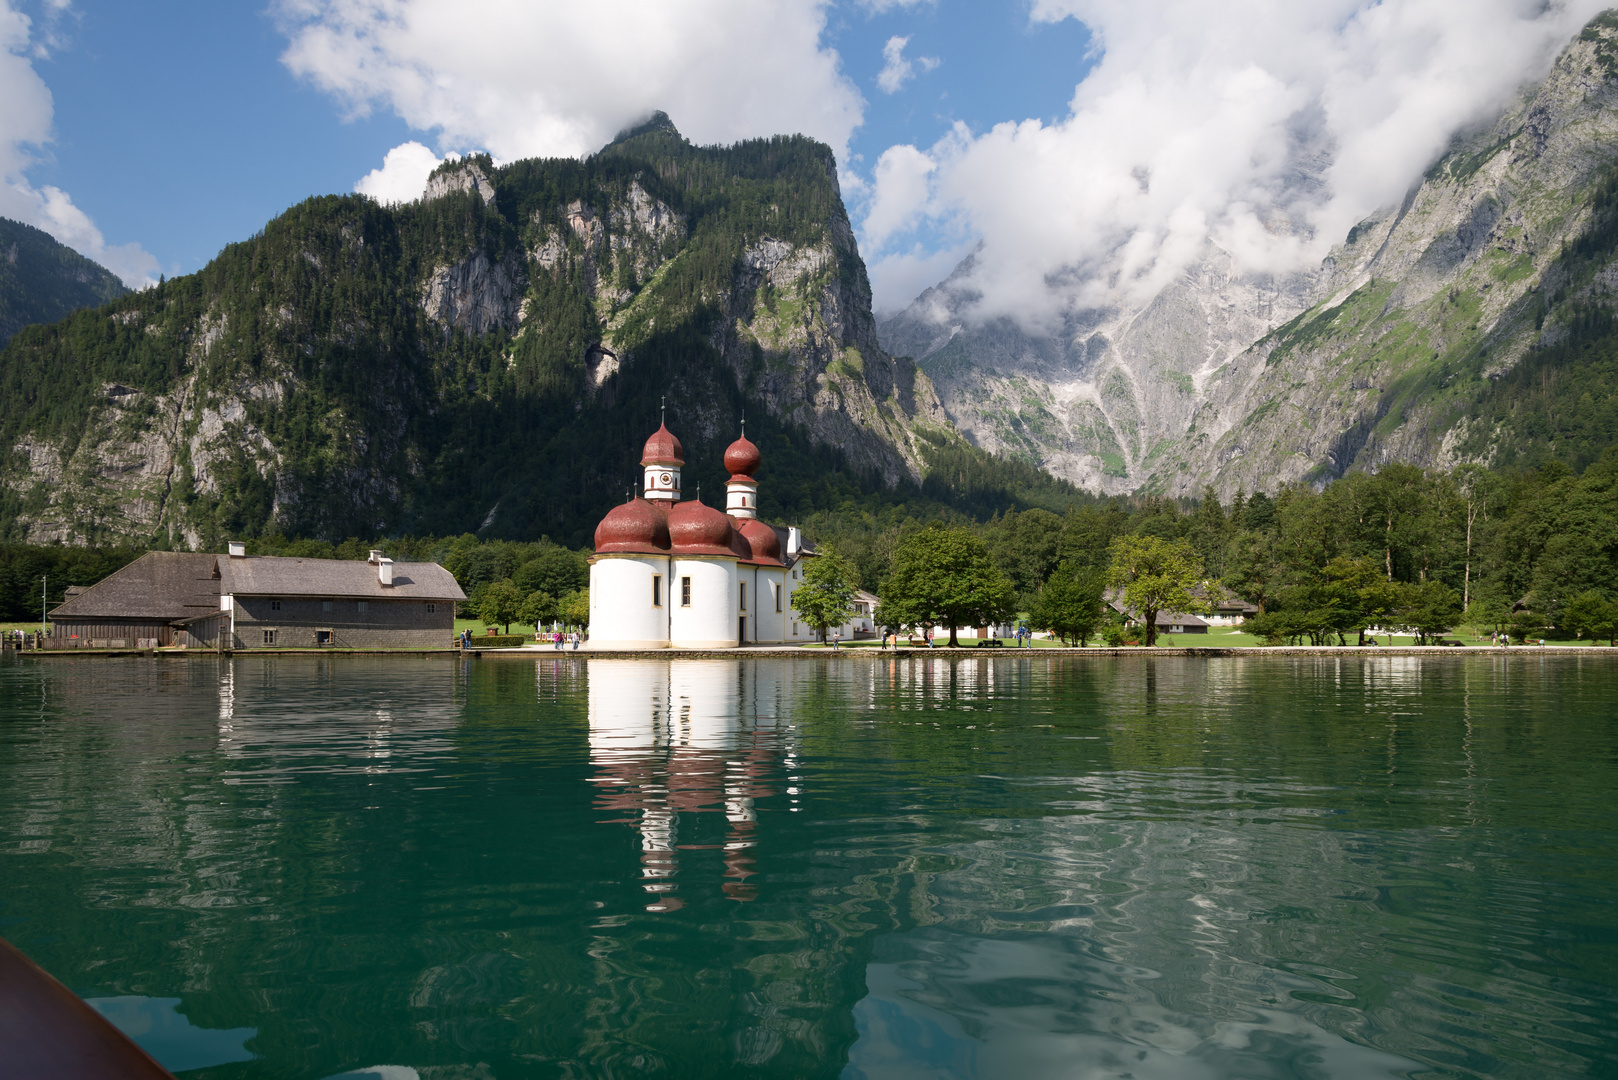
1,0,1609,321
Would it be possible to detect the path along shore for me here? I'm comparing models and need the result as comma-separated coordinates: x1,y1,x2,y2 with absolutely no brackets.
8,644,1615,659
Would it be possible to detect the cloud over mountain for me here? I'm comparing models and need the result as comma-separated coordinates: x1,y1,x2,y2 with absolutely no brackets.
0,0,158,287
279,0,865,187
863,0,1611,323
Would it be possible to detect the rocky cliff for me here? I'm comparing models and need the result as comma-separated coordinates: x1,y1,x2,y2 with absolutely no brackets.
882,13,1618,497
0,116,947,547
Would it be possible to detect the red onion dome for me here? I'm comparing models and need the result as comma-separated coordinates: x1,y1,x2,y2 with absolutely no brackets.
642,423,684,466
594,498,670,553
723,435,761,479
667,498,739,556
736,518,782,565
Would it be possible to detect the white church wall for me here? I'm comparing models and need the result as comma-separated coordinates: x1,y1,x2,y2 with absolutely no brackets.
669,557,739,649
589,555,672,650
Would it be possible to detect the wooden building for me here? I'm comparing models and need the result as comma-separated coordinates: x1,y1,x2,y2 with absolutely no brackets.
47,545,465,650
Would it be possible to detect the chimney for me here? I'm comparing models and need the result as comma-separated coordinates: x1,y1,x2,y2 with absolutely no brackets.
228,541,246,559
368,549,383,565
378,557,393,586
787,527,801,558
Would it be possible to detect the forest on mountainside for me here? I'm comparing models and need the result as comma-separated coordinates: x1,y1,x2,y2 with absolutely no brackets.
0,118,959,549
0,217,128,348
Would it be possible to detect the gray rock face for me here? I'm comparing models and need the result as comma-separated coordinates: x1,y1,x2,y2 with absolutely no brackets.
421,249,522,336
882,16,1618,497
881,247,1315,493
422,162,496,207
1164,17,1618,497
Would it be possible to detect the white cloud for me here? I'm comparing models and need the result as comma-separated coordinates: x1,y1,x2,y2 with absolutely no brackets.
876,34,938,94
867,240,971,316
860,143,935,249
278,0,865,163
355,140,442,204
871,0,1610,324
0,0,158,287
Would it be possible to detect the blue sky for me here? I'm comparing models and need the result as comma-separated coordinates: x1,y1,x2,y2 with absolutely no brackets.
2,1,1606,319
7,0,1094,303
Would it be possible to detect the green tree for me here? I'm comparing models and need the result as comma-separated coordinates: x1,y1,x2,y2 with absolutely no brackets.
1105,535,1205,647
1028,564,1105,646
518,589,558,631
1562,590,1618,645
793,549,857,643
560,587,590,630
477,579,523,634
1395,580,1462,645
880,527,1016,646
514,547,589,598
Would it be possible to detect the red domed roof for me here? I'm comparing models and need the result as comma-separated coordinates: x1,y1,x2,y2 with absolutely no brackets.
667,498,738,557
594,498,670,554
642,424,684,466
723,435,761,479
736,518,782,565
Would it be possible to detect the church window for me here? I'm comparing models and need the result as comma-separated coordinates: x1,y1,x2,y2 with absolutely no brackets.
652,576,662,607
740,582,747,611
681,577,692,606
773,582,781,612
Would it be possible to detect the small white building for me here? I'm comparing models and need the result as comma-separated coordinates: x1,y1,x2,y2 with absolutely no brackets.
587,423,821,649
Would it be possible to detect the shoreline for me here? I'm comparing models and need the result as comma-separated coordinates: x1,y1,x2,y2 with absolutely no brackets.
8,644,1615,660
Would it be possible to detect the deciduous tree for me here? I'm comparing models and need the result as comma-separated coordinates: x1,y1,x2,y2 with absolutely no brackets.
793,549,857,644
1105,535,1205,647
880,528,1016,646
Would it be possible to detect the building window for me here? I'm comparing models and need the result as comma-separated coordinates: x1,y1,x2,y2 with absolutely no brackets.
652,575,662,607
270,600,281,611
263,629,277,646
681,577,692,607
739,582,747,612
792,622,799,636
426,603,436,613
322,600,333,612
357,601,368,613
774,581,781,612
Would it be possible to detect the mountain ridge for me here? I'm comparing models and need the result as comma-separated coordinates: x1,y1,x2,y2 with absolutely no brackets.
0,121,957,548
0,217,128,348
880,10,1618,499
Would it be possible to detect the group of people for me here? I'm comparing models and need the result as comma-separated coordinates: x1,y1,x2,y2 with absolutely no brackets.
542,629,582,650
455,628,582,649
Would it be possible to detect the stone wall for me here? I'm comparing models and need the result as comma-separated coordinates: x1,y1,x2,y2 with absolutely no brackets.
230,595,453,649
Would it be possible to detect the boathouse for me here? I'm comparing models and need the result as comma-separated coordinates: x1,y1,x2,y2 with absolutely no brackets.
47,544,465,649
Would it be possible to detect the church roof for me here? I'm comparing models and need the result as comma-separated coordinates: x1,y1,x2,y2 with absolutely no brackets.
641,424,684,466
595,498,672,555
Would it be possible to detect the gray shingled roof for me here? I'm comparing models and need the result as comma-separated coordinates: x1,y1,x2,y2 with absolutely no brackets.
48,551,223,621
220,556,466,600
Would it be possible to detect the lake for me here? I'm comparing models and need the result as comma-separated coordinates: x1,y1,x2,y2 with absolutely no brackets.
1,652,1615,1079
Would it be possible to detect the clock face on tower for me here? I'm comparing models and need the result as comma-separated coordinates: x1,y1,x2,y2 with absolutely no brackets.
661,473,672,485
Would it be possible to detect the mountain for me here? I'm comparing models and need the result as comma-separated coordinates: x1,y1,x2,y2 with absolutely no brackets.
0,115,955,548
881,12,1618,498
0,218,128,347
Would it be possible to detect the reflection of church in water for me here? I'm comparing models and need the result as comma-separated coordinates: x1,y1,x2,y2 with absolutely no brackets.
588,422,818,649
583,658,806,911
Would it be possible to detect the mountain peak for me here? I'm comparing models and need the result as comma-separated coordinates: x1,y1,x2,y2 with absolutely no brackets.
608,111,685,148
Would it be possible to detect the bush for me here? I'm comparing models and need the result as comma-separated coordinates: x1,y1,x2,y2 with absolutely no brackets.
469,634,526,648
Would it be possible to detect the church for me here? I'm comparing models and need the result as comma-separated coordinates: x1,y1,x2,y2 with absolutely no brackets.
588,422,818,649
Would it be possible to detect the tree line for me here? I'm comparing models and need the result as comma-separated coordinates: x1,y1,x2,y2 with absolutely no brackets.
11,448,1618,645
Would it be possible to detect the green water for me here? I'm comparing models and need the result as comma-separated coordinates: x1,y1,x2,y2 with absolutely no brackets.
1,653,1615,1080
